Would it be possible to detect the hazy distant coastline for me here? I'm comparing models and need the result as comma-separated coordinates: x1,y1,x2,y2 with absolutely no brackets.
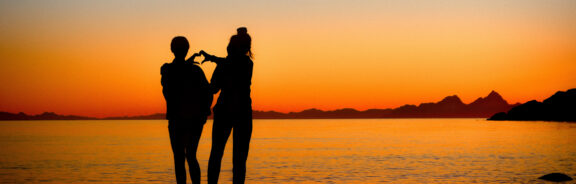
1,91,518,120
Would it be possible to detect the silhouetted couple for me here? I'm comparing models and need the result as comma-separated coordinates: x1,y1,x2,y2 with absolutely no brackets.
161,27,254,184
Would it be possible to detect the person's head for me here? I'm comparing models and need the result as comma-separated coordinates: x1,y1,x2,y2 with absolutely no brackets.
227,27,252,58
171,36,189,59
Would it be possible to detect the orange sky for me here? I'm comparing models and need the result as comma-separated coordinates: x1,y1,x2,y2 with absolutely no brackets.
1,1,575,117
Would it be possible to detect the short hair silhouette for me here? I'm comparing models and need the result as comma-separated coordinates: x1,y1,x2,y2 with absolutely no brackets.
171,36,189,58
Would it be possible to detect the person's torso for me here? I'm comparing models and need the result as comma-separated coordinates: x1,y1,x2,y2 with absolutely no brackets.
214,56,253,112
161,62,211,119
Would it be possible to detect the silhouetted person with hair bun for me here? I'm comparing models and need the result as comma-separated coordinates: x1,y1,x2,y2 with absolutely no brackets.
161,36,212,184
201,27,254,184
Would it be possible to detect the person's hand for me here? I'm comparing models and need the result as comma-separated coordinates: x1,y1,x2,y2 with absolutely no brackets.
199,50,208,56
186,53,201,64
199,50,212,64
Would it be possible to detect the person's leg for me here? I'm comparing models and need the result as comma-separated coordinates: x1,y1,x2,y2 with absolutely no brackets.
185,117,206,184
169,121,187,184
208,116,233,184
232,117,253,184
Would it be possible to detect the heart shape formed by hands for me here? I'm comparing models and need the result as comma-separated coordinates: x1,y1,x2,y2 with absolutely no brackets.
199,50,211,64
186,52,204,64
186,50,213,64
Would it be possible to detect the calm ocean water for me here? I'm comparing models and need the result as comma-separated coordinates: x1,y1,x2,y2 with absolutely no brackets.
0,119,575,184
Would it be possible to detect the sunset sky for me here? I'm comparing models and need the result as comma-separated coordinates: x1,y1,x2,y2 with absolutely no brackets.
1,0,575,117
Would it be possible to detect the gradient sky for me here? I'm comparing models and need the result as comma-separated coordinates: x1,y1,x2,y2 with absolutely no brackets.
1,0,575,117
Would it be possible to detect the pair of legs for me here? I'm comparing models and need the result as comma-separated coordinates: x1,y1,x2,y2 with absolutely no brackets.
208,114,253,184
168,118,206,184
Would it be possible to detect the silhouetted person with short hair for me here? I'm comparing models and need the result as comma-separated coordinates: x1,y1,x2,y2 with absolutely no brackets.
161,36,212,184
201,27,254,184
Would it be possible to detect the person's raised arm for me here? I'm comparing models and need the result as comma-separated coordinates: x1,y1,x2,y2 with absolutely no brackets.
186,52,201,64
200,50,226,64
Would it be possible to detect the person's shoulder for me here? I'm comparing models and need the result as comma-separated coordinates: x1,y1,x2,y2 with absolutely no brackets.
161,63,171,74
162,62,173,68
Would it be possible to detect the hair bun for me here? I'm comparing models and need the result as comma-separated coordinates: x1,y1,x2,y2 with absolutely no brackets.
237,27,248,35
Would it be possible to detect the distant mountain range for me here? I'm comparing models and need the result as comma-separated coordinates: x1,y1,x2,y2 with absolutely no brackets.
252,91,518,119
0,91,518,120
489,88,576,122
0,112,97,120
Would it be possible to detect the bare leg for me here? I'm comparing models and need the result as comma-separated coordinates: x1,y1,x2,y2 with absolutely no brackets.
233,119,252,184
169,121,187,184
186,119,206,184
208,118,233,184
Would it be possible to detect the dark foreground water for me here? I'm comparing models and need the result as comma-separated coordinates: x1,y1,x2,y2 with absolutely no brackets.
0,119,575,183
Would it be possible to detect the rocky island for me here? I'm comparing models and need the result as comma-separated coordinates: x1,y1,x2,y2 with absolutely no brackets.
489,88,576,122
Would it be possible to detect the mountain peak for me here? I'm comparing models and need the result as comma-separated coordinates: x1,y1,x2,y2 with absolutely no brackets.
439,95,464,105
469,90,509,108
485,90,508,104
487,90,502,99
